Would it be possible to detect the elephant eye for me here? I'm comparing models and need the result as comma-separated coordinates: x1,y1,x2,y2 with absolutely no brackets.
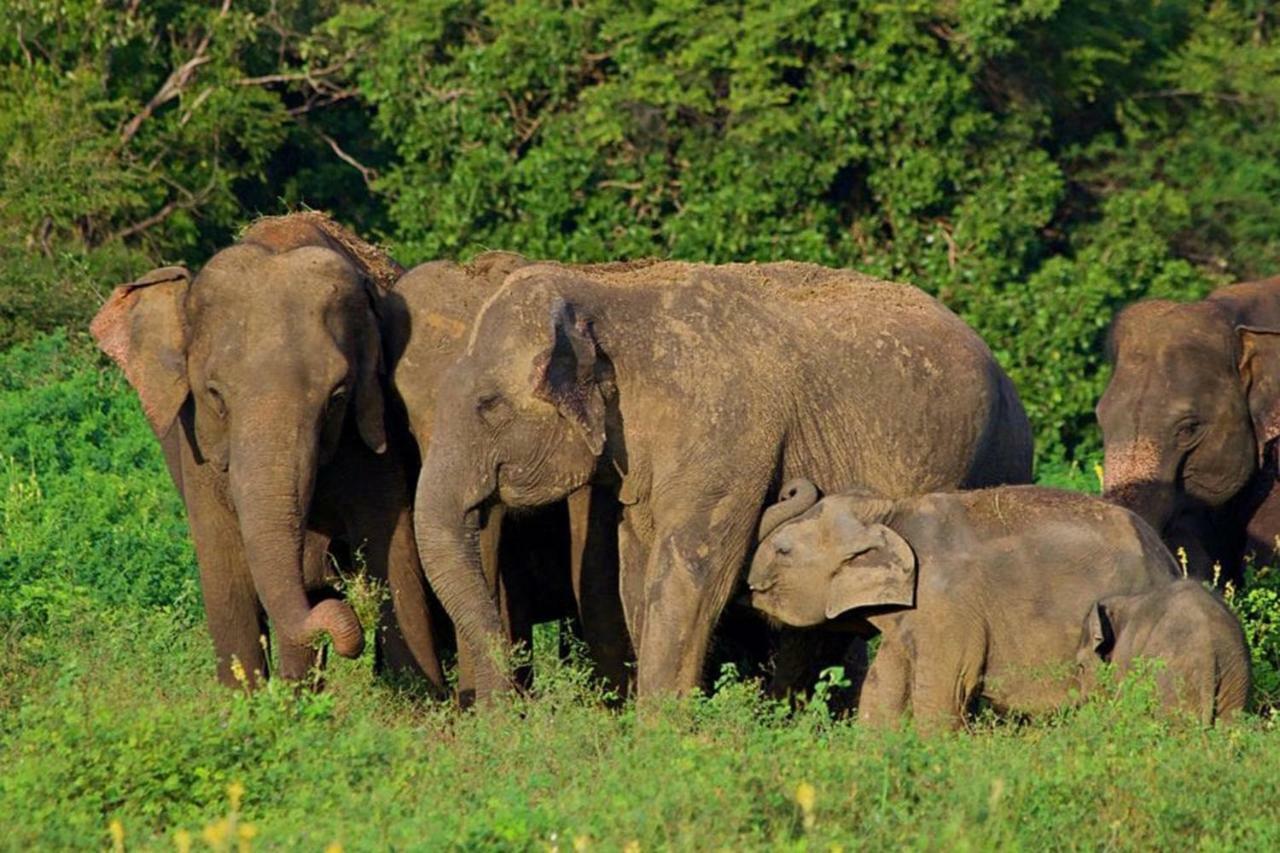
206,384,228,419
328,385,349,409
1174,418,1201,445
477,393,514,427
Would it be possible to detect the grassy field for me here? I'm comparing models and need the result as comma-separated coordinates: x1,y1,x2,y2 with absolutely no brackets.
6,334,1280,850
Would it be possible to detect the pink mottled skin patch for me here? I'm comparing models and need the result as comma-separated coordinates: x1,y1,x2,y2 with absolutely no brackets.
1103,438,1164,497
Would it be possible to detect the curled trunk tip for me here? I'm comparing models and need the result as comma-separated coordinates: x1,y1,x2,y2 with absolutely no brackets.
303,598,365,658
758,478,820,540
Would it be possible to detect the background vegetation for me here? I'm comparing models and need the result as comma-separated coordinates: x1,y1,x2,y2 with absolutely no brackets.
5,1,1280,848
5,0,1279,460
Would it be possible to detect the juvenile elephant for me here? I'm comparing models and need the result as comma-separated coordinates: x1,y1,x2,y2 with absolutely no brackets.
748,481,1180,729
1100,277,1280,585
382,253,632,697
91,213,444,689
1077,579,1250,725
413,261,1034,700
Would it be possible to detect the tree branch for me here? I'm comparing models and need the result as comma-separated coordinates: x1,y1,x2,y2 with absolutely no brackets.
312,128,377,188
1132,88,1252,105
117,0,232,150
106,174,220,244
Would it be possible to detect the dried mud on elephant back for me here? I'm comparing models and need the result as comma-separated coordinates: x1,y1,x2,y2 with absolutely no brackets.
240,211,405,291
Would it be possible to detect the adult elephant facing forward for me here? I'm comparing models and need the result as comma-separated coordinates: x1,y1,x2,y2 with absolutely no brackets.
1099,277,1280,585
414,261,1032,699
91,213,444,690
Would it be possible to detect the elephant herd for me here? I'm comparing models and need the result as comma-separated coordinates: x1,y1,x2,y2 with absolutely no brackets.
91,212,1274,728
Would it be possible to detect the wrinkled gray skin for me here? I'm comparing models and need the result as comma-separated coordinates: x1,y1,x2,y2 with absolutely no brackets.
1100,277,1280,586
414,261,1033,699
91,214,443,690
1077,579,1250,725
382,252,631,699
749,482,1179,730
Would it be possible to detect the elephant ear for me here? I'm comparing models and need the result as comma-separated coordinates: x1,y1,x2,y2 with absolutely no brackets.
89,266,191,437
1237,325,1280,462
531,297,606,455
1086,601,1115,658
824,523,917,619
355,291,388,454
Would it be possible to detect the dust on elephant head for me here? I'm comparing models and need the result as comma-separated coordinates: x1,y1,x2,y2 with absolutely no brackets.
91,212,396,664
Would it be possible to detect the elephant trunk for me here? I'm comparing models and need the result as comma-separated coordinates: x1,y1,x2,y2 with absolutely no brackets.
230,419,364,659
1102,440,1178,534
414,441,508,696
758,479,820,540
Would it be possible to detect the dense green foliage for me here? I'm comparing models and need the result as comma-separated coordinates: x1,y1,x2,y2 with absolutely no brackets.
4,334,1280,849
4,1,1279,461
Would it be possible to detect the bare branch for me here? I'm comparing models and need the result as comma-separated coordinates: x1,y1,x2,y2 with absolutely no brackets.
117,0,232,150
15,23,33,66
178,87,214,127
106,174,220,244
235,59,350,88
312,128,378,188
597,180,644,191
286,89,358,116
1132,88,1253,105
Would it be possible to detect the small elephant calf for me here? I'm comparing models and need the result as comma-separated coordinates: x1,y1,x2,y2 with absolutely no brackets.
748,481,1182,730
1077,579,1250,725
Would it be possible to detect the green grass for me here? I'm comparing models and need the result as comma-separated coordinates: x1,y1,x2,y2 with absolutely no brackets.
5,333,1280,850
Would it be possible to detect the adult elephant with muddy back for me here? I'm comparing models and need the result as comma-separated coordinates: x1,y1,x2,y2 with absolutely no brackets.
91,213,444,690
382,252,632,698
414,261,1033,699
1099,277,1280,586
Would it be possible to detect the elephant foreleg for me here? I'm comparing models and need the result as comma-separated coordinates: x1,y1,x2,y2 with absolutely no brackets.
634,503,759,698
1244,478,1280,583
857,638,911,727
905,632,985,733
180,453,268,687
367,503,448,695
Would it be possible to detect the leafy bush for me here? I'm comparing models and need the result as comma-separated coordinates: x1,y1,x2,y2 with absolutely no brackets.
0,333,197,626
5,593,1280,850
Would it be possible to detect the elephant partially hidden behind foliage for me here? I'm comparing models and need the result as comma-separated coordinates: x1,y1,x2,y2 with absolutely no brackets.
91,213,447,690
412,260,1035,701
1100,276,1280,586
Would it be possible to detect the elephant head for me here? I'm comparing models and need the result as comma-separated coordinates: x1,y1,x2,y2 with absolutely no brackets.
413,273,611,691
1098,299,1280,543
90,215,398,660
748,481,916,627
